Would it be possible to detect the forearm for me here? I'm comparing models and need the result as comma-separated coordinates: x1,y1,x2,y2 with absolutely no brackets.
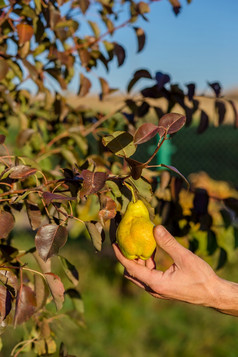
211,277,238,317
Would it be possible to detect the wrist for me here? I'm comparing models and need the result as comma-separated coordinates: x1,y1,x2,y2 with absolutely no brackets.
210,276,238,316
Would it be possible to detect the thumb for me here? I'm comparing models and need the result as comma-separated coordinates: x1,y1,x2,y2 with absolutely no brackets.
153,225,189,265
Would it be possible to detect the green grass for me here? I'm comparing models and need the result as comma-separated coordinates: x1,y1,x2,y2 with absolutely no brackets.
2,232,238,357
170,125,238,185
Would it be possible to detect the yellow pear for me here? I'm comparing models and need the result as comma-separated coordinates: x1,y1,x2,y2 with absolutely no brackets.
116,200,156,260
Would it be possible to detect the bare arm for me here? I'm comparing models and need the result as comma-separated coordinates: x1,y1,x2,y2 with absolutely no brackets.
113,225,238,317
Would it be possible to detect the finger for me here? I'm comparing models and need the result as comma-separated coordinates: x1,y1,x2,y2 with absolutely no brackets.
153,225,189,266
125,271,166,299
137,258,146,266
113,244,159,285
145,256,156,270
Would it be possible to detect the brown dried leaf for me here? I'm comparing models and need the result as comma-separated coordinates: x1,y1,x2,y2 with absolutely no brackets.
26,200,42,230
78,73,91,96
0,211,15,239
9,165,37,179
14,285,36,326
99,196,117,225
44,273,65,310
16,24,34,45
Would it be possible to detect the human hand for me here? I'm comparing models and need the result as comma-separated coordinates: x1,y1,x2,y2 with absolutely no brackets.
113,225,221,308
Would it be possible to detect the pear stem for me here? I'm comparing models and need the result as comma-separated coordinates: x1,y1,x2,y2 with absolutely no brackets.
124,182,136,203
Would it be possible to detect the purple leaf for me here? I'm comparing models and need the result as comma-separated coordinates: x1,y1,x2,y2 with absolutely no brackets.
127,69,152,93
158,113,186,135
80,170,108,197
134,123,160,145
35,224,68,262
160,164,189,187
133,27,146,53
197,110,209,134
0,135,6,144
155,72,170,90
42,192,76,206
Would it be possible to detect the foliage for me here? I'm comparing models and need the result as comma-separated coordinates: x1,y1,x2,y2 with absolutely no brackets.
0,0,238,355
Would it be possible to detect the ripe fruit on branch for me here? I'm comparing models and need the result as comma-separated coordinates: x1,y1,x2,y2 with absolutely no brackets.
116,198,156,260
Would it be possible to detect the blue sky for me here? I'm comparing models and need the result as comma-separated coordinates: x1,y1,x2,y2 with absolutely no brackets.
81,0,238,95
18,0,238,95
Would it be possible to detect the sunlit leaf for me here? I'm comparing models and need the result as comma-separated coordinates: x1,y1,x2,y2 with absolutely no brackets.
16,24,34,45
102,131,136,158
78,73,91,96
34,274,49,310
85,221,105,252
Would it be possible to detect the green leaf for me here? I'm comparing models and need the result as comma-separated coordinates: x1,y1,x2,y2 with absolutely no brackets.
59,256,79,286
34,274,49,310
0,0,6,9
88,20,100,38
102,131,136,158
85,221,105,252
216,247,227,270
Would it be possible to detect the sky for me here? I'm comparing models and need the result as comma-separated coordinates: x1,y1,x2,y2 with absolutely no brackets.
16,0,238,96
78,0,238,96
